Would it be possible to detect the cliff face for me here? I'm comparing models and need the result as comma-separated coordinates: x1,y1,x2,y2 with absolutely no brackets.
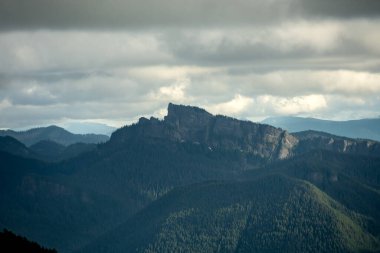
111,103,298,160
294,130,380,157
110,103,380,160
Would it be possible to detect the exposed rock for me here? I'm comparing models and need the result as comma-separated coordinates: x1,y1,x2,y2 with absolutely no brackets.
111,103,298,159
111,104,380,160
294,130,380,157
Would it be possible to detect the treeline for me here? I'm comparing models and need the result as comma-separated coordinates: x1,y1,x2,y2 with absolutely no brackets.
0,229,57,253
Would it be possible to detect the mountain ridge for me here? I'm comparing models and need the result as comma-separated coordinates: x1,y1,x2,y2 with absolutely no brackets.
77,174,379,253
111,103,298,160
0,125,109,146
0,136,97,162
111,103,380,159
263,116,380,141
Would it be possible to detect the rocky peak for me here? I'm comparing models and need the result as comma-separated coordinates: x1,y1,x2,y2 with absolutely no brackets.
167,103,211,117
163,103,213,143
165,103,212,128
111,103,298,160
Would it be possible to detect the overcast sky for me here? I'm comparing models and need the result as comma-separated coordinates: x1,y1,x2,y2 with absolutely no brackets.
1,0,380,130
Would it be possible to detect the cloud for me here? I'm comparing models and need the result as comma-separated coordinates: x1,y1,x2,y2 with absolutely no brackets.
1,61,379,128
0,99,11,110
206,94,254,116
246,70,380,97
0,0,297,30
0,0,379,31
156,79,190,102
299,0,380,19
257,94,327,115
1,19,379,76
273,21,343,52
163,19,380,69
0,31,171,73
0,2,379,129
1,67,379,128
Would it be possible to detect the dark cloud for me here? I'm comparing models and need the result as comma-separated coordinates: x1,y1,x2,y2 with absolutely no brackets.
301,0,380,19
0,71,97,84
0,0,293,30
1,0,378,31
162,24,380,70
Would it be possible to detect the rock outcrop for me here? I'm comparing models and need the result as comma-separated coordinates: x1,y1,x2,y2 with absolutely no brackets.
111,103,298,160
111,103,380,160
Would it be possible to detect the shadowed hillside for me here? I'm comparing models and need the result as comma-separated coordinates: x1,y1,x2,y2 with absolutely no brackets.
0,229,57,253
78,175,379,253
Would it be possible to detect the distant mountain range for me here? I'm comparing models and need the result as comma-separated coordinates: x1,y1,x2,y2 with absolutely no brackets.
0,125,109,146
0,136,96,162
262,116,380,141
59,122,116,136
0,103,379,253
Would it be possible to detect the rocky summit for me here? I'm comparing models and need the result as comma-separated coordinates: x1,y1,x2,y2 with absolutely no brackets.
111,103,380,159
111,103,298,160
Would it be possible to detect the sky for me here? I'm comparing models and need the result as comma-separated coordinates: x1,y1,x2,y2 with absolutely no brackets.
0,0,380,130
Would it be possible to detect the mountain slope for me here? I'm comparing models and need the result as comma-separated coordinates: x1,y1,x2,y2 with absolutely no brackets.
0,133,256,252
78,175,379,253
0,151,129,253
260,149,380,235
29,140,96,162
0,125,109,146
0,136,96,162
29,140,66,161
294,130,380,157
112,104,380,159
263,116,380,141
0,136,35,158
1,103,379,253
111,103,298,160
0,229,57,253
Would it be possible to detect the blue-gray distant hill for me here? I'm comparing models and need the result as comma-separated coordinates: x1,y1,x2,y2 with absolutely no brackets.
0,125,109,146
61,122,116,136
0,135,97,162
262,116,380,141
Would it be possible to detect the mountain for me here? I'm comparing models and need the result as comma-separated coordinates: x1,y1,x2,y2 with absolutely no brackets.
294,130,380,157
0,150,128,253
0,136,96,162
269,150,380,225
0,136,35,158
112,103,379,159
246,149,380,233
0,125,109,146
0,103,379,253
29,140,96,162
78,175,378,253
60,122,116,136
262,116,380,141
58,143,97,161
29,140,66,160
0,229,57,253
111,103,298,160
